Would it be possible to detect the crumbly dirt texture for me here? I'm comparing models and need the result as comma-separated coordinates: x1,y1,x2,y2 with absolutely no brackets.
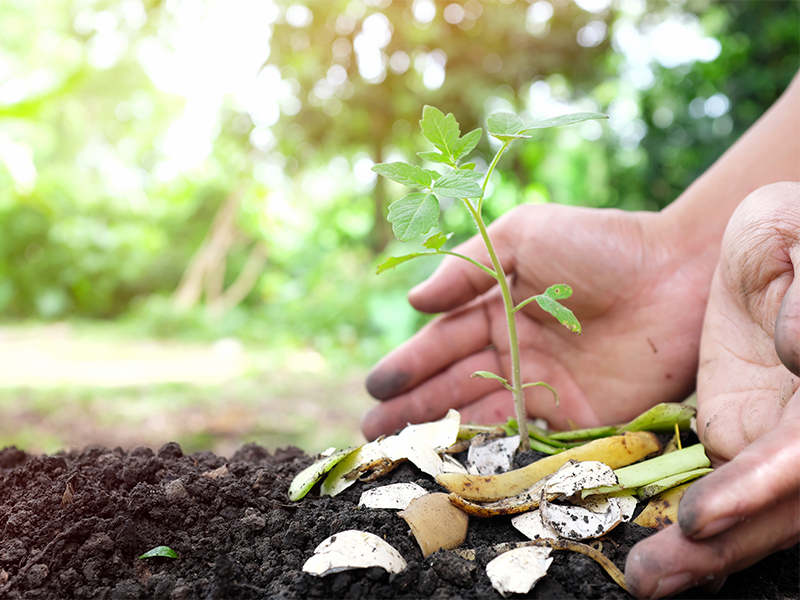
0,443,796,599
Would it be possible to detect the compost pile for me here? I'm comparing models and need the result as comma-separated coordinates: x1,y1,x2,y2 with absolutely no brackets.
0,441,796,600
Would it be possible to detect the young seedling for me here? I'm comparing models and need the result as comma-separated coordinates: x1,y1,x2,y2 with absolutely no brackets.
373,106,607,451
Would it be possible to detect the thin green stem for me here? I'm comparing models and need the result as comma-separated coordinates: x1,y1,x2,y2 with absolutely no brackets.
460,186,530,452
438,251,497,278
478,140,510,213
513,295,539,314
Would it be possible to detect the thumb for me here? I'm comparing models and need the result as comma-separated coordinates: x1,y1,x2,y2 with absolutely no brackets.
775,271,800,375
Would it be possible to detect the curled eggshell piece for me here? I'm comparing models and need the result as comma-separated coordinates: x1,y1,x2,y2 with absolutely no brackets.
358,483,428,510
399,493,469,557
302,530,407,576
511,509,559,541
543,460,618,500
398,409,461,450
540,495,624,540
486,546,553,598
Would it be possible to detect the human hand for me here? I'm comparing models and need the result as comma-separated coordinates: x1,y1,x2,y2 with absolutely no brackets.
362,202,717,439
626,182,800,598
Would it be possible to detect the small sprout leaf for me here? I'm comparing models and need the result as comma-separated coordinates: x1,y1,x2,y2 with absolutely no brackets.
417,150,452,165
453,128,482,161
534,294,581,333
487,112,526,140
432,170,484,199
420,105,460,158
542,283,573,300
471,370,510,390
486,546,553,598
359,483,429,510
371,162,437,188
519,112,608,133
619,402,696,434
303,530,407,576
139,546,178,559
376,253,428,274
289,447,356,501
422,231,453,251
387,192,440,242
399,493,469,557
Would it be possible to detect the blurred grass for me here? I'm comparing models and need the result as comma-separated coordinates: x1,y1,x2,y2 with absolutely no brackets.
0,322,375,457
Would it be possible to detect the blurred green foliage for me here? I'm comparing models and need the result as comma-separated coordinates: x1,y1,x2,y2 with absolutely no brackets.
0,0,797,365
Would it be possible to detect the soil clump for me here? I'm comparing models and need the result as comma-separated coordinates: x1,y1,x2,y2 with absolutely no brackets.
0,443,796,599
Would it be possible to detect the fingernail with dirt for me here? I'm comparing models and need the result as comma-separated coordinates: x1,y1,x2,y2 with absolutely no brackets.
365,369,410,400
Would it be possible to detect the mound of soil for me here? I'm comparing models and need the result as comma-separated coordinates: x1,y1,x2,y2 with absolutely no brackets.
0,442,796,599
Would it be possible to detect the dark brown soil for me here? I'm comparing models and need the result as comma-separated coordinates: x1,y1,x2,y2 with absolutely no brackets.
0,442,796,599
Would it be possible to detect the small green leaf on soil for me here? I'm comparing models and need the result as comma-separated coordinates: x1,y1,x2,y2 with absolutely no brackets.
139,546,179,559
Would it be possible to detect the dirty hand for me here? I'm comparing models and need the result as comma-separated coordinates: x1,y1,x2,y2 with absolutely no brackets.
626,183,800,599
362,202,715,439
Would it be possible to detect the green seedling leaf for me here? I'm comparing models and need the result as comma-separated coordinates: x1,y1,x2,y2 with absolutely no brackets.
619,402,696,434
432,170,484,198
471,370,511,390
417,151,452,165
139,546,179,559
519,112,608,133
289,447,356,501
420,105,460,158
542,284,573,300
453,128,482,161
377,253,429,274
534,295,581,334
388,192,440,241
372,162,438,188
583,443,711,497
423,231,453,251
635,467,713,501
487,112,526,141
547,425,619,441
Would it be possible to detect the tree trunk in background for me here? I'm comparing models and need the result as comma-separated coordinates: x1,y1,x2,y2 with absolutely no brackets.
173,188,268,316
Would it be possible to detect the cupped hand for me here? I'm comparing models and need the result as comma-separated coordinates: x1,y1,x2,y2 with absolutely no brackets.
626,182,800,598
362,202,717,439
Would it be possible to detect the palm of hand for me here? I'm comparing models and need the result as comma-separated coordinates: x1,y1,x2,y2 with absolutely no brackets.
363,204,713,438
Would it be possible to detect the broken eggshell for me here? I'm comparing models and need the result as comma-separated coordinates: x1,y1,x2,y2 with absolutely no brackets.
485,546,553,598
543,460,618,500
398,408,461,450
540,494,624,540
466,435,519,476
358,483,428,510
399,492,469,557
511,509,559,541
302,530,407,576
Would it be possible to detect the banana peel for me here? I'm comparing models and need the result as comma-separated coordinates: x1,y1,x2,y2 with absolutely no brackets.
436,431,662,502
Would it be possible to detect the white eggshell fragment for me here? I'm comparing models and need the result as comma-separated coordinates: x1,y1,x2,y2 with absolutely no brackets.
398,409,461,451
617,493,639,522
467,435,519,476
441,454,469,474
541,496,623,540
378,434,443,478
486,546,553,598
358,483,429,510
511,509,559,541
302,530,407,576
544,460,618,500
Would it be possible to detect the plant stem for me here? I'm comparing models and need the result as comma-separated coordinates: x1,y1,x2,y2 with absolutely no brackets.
461,140,530,451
